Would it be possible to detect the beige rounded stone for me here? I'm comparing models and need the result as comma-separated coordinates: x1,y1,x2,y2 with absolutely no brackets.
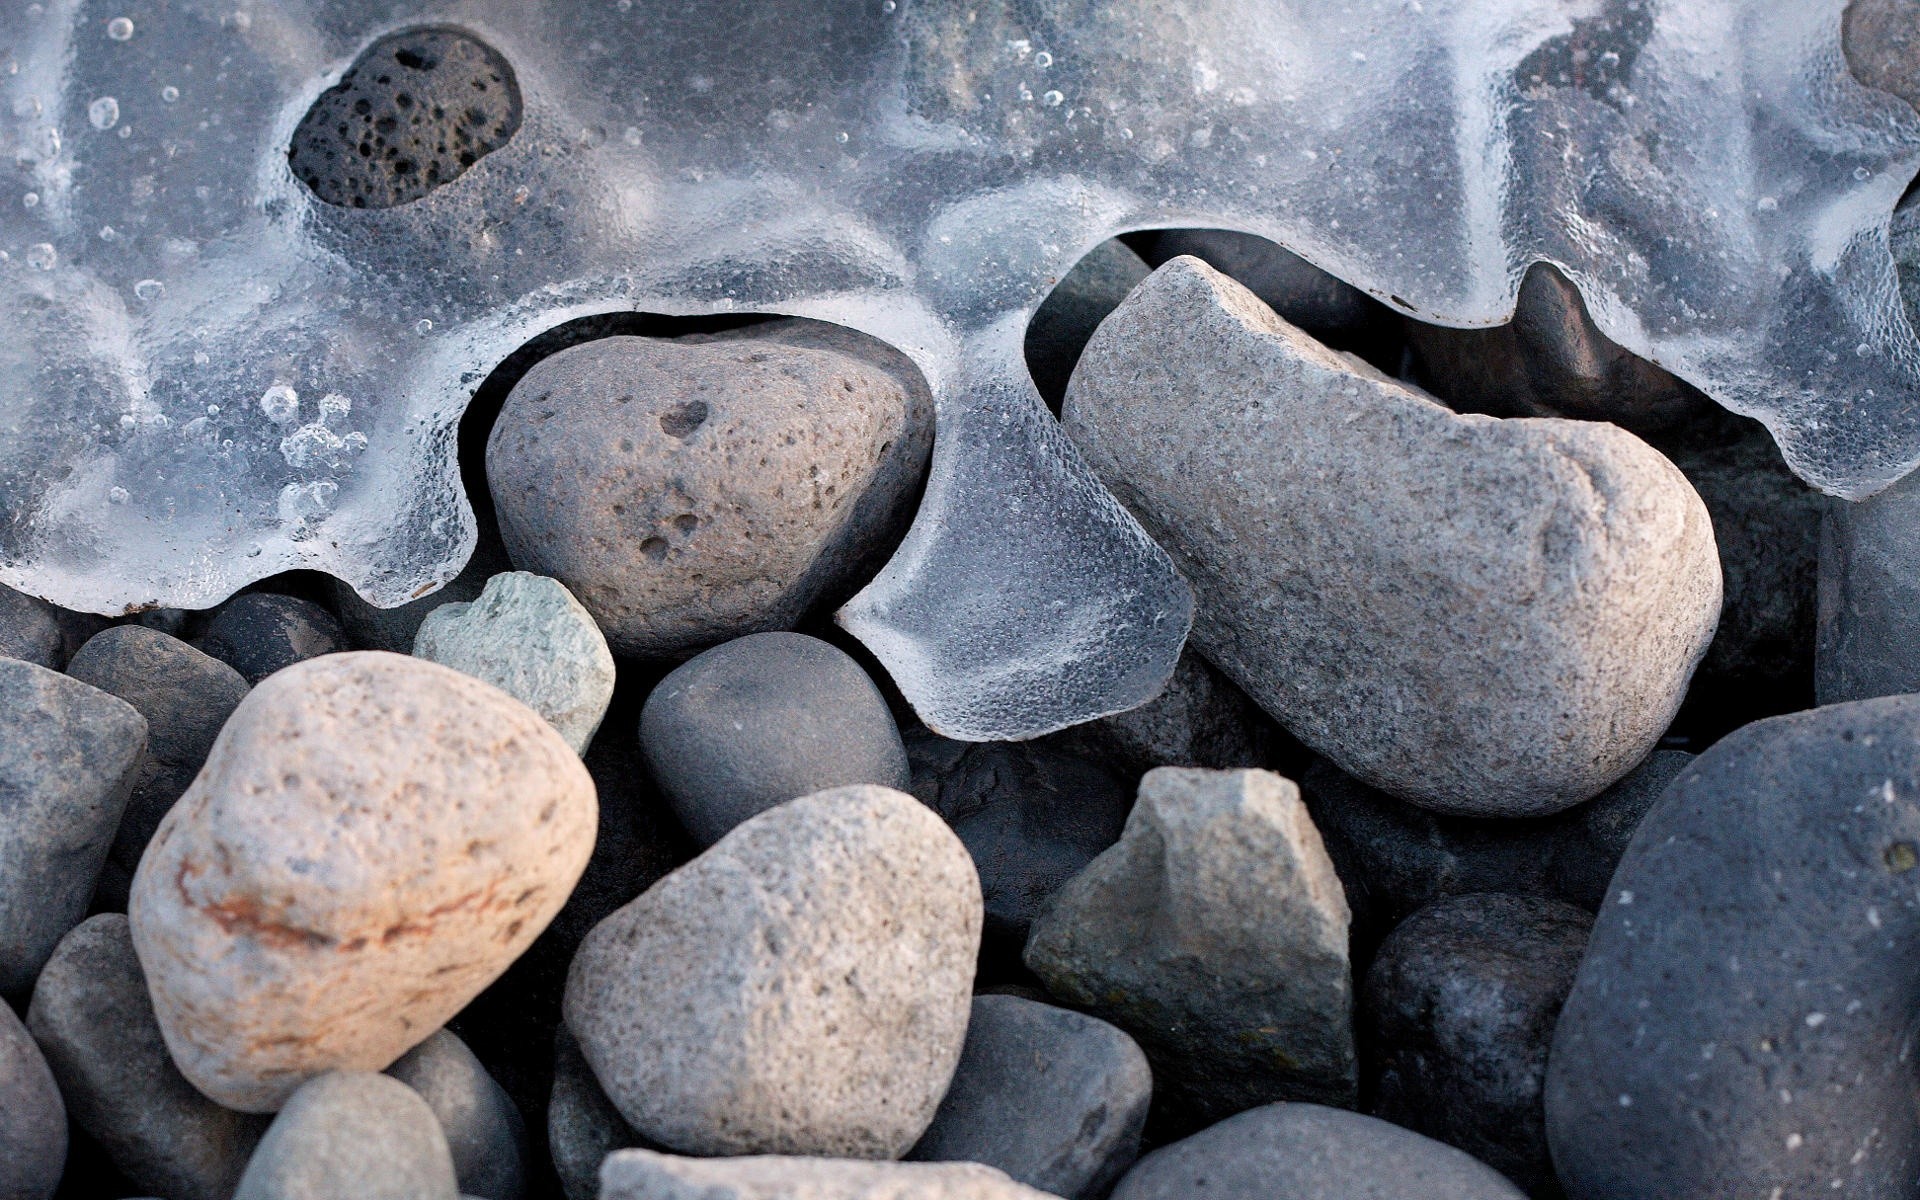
128,651,597,1113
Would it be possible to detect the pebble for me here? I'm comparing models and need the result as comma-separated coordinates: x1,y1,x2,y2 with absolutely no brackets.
386,1029,528,1200
1546,694,1920,1198
0,582,63,668
640,632,908,846
27,914,266,1200
486,318,932,659
1048,646,1277,777
548,1027,641,1200
329,516,512,653
1063,256,1720,817
1361,893,1590,1194
201,592,348,684
0,999,64,1200
1024,767,1356,1133
1845,0,1920,110
907,994,1151,1200
599,1149,1058,1200
63,626,250,911
1024,237,1150,408
565,785,980,1158
0,659,145,994
1817,463,1920,704
1108,1102,1527,1200
232,1072,458,1200
128,651,597,1112
1144,228,1385,340
414,571,615,756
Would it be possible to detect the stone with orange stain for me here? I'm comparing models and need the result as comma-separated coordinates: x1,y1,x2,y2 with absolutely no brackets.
128,651,596,1113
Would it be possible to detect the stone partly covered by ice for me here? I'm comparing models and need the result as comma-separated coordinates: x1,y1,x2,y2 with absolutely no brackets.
1,1,1915,740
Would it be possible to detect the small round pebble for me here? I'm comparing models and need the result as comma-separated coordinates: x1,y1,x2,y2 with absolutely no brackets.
0,999,64,1200
200,592,348,684
233,1073,458,1200
386,1029,528,1200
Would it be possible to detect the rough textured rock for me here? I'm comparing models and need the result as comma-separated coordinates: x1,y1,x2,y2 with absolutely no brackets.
0,659,145,994
1025,237,1150,408
128,651,597,1112
1547,695,1920,1199
414,571,615,755
0,1000,64,1200
289,25,521,209
27,914,267,1200
907,994,1150,1200
1064,256,1720,817
1024,767,1355,1133
387,1029,528,1200
599,1150,1058,1200
1049,646,1276,778
1846,0,1920,110
487,318,932,659
565,785,980,1159
0,583,63,669
64,626,251,912
1362,894,1590,1195
201,592,349,685
548,1027,641,1200
1108,1103,1527,1200
1544,750,1695,911
1145,228,1385,341
233,1073,459,1200
1818,464,1920,705
641,633,909,847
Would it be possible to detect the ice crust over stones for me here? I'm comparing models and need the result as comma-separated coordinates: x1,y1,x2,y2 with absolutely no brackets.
2,1,1917,740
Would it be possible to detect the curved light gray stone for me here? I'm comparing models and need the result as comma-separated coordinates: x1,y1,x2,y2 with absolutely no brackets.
233,1072,458,1200
1063,256,1721,817
387,1029,528,1200
599,1149,1058,1200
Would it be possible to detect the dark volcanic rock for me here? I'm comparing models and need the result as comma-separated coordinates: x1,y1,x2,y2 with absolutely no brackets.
201,592,348,684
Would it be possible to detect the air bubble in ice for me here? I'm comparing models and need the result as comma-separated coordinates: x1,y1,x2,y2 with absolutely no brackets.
88,97,119,131
1042,90,1063,107
107,487,129,504
277,480,336,524
160,86,179,103
258,384,299,423
414,319,432,335
279,423,347,469
21,193,37,209
133,279,165,301
106,17,134,41
24,243,54,270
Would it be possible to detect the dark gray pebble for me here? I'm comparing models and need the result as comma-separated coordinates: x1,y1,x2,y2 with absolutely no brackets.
548,1027,642,1200
0,1000,64,1200
201,592,347,684
387,1029,528,1200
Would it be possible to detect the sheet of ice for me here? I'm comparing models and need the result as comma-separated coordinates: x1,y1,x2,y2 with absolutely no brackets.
3,0,1917,739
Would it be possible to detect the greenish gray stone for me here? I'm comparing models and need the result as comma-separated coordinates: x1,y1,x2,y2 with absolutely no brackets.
234,1073,458,1200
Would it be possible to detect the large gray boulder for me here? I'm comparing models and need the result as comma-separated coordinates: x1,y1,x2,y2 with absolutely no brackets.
1063,256,1720,817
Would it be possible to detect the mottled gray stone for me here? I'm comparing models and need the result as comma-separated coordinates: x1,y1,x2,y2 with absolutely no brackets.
1817,463,1920,705
907,994,1150,1200
1362,894,1590,1195
201,593,348,684
1145,228,1383,339
0,659,145,994
1025,767,1355,1133
1109,1103,1526,1200
548,1028,640,1200
599,1150,1057,1200
1025,237,1150,408
1064,256,1720,817
0,584,62,669
0,999,63,1200
64,626,250,912
387,1030,528,1200
233,1073,458,1200
414,571,615,755
641,632,908,847
565,785,980,1159
27,914,267,1200
1049,646,1276,777
487,319,931,659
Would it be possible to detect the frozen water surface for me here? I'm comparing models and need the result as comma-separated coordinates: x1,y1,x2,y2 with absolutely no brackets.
2,0,1917,738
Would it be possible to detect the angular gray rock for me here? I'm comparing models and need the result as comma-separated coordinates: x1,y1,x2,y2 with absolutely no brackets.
486,318,932,658
64,626,251,912
0,1000,64,1200
387,1029,528,1200
565,785,981,1159
201,592,348,684
1108,1103,1527,1200
1362,894,1590,1195
599,1149,1058,1200
1024,767,1356,1132
1817,464,1920,705
27,914,267,1200
1025,237,1150,408
414,571,615,755
640,632,909,847
0,583,63,669
0,659,145,994
1063,256,1720,817
907,994,1150,1200
548,1027,641,1200
233,1072,458,1200
1048,646,1276,777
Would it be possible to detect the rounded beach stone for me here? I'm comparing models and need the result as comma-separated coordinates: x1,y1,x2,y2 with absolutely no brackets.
640,632,908,846
0,658,146,994
486,318,932,659
1361,893,1590,1195
907,994,1151,1200
65,626,251,911
1108,1103,1526,1200
599,1149,1057,1200
0,999,64,1200
27,914,267,1200
0,583,62,669
387,1029,528,1200
233,1073,458,1200
128,651,597,1112
201,592,348,685
414,571,615,756
564,784,981,1159
548,1027,641,1200
1064,256,1720,817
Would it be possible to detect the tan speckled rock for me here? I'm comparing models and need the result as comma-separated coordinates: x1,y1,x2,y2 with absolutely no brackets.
128,651,597,1113
564,785,981,1159
600,1149,1059,1200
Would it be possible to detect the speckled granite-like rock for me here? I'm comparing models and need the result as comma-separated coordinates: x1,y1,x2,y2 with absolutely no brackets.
565,785,980,1159
1063,256,1720,817
0,999,64,1200
599,1149,1059,1200
233,1073,458,1200
129,652,596,1112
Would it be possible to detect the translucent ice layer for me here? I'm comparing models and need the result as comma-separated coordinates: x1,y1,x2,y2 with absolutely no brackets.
3,0,1917,739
